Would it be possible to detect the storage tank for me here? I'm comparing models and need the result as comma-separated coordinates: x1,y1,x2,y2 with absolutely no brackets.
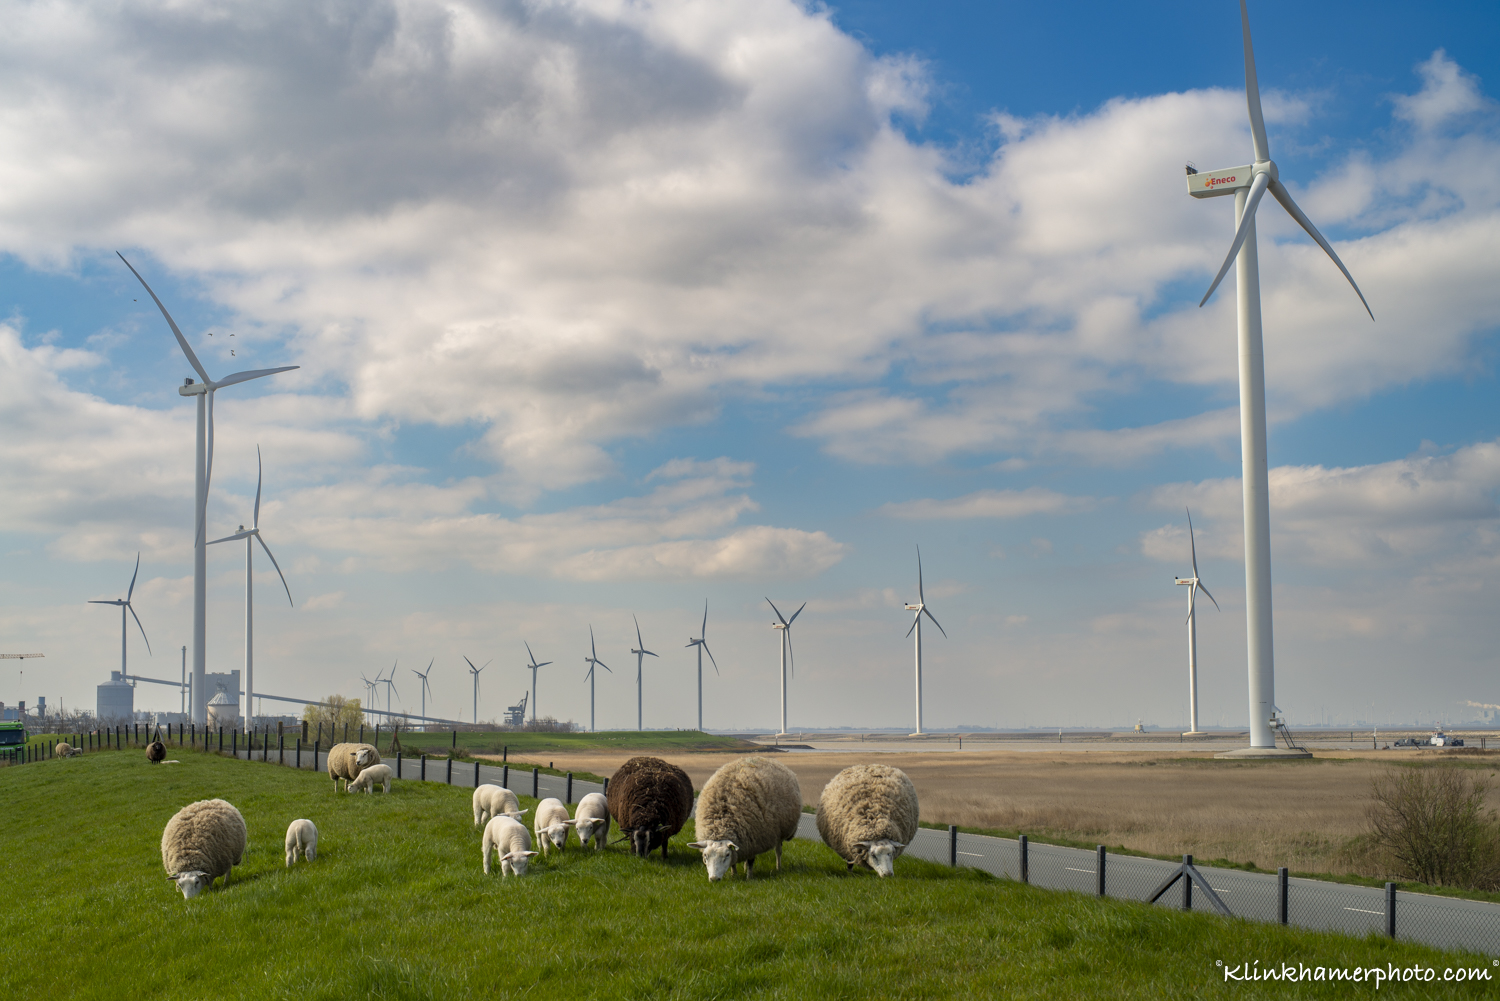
96,671,134,722
206,686,239,729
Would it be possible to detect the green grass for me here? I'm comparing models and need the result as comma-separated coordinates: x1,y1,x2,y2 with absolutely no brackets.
2,750,1495,999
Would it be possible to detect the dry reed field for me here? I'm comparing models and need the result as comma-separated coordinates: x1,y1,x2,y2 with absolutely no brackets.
504,747,1500,876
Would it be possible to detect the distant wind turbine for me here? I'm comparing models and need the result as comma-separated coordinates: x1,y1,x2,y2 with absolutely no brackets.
119,253,299,725
1186,1,1370,751
1176,509,1220,736
207,445,293,732
766,598,805,737
629,615,658,732
89,553,152,679
359,672,379,718
904,546,947,737
464,656,489,725
523,642,552,723
685,601,719,732
379,662,399,717
412,659,434,730
583,627,612,733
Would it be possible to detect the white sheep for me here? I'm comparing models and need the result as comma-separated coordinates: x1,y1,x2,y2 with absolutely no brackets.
284,819,318,865
533,797,576,854
482,815,538,876
815,763,920,877
55,741,79,757
472,784,527,827
347,762,393,794
161,798,247,898
573,792,610,850
326,742,381,792
688,756,802,881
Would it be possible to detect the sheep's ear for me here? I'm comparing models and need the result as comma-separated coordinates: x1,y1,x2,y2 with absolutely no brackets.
165,874,178,880
727,842,739,852
524,851,539,857
890,841,906,849
563,820,577,826
686,842,705,849
853,841,874,849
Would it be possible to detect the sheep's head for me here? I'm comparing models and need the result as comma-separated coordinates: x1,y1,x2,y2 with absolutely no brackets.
500,850,539,876
575,817,607,844
167,871,212,898
854,839,905,877
687,840,739,881
354,747,377,769
540,823,570,850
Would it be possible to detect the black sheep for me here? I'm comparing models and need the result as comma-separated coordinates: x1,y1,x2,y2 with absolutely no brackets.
145,740,166,764
606,756,693,859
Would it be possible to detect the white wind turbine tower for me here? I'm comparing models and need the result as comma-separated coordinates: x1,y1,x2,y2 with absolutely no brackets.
629,616,658,732
1187,1,1370,755
523,643,551,723
89,553,152,677
412,659,434,730
685,601,719,733
766,599,805,737
119,253,299,725
379,662,399,717
1175,509,1220,736
207,446,293,731
904,546,947,737
359,672,379,721
464,656,489,725
583,627,612,733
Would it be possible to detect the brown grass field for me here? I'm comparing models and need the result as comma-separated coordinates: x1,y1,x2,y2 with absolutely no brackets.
490,746,1500,877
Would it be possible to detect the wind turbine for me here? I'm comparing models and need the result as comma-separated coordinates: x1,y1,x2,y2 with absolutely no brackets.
379,662,399,717
582,627,612,733
412,659,434,730
358,672,379,723
629,615,658,732
207,446,293,733
904,546,947,737
766,599,805,737
118,253,299,725
1187,1,1370,752
685,601,719,732
523,642,551,724
464,656,489,725
89,553,152,679
1176,509,1220,736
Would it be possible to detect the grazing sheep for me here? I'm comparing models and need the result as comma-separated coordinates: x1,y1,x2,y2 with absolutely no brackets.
326,742,381,792
688,756,802,881
285,819,318,865
606,756,694,860
161,798,247,899
815,764,919,877
573,792,610,850
481,815,538,876
347,763,393,794
145,740,166,763
472,785,527,827
533,797,576,854
55,742,79,757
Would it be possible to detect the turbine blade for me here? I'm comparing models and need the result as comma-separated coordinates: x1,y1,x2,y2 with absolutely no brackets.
643,649,658,658
702,641,719,675
536,661,552,668
1199,171,1271,307
1187,507,1199,578
1186,585,1197,625
254,445,263,529
923,605,948,639
1268,179,1374,320
787,601,807,626
599,659,612,673
1198,581,1221,612
206,531,252,545
765,597,787,625
128,602,152,655
464,655,478,672
88,600,119,605
634,613,644,649
117,252,211,384
214,365,299,389
905,609,919,638
255,533,294,606
1239,0,1270,162
203,389,216,534
786,633,795,678
916,545,925,602
702,600,709,637
126,552,141,602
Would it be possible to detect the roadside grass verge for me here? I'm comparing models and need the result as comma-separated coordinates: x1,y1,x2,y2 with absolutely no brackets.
2,751,1493,999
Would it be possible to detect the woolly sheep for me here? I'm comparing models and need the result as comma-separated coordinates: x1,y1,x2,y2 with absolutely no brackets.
326,742,381,792
533,797,576,854
285,819,318,865
606,756,694,859
55,742,79,757
145,740,166,763
347,762,393,794
573,792,610,850
161,798,247,899
472,784,528,827
482,815,538,876
688,756,802,881
815,764,919,877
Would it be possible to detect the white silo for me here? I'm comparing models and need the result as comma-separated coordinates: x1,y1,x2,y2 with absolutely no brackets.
96,671,134,722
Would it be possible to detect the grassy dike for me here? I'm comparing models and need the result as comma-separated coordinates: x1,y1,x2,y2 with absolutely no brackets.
1,751,1491,1000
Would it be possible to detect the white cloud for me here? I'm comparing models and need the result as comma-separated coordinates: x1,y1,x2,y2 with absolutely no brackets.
879,487,1094,520
1393,50,1495,132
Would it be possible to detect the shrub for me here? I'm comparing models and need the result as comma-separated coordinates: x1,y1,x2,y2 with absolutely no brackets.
1366,766,1500,889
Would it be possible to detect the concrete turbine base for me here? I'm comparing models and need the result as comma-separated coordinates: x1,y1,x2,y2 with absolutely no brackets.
1214,746,1313,760
1181,731,1210,737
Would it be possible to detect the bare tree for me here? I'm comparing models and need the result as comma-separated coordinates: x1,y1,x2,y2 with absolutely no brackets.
1368,766,1500,889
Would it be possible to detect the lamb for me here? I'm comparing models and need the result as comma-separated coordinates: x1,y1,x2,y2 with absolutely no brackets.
285,819,318,865
161,798,247,898
533,797,576,854
481,815,538,876
326,742,381,792
347,763,393,794
472,784,527,827
688,756,802,881
815,764,920,877
573,792,610,850
145,740,166,763
606,756,694,859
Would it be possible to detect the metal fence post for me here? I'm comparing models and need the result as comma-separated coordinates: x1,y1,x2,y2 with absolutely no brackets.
446,757,452,784
1182,855,1193,911
233,731,238,757
1019,835,1028,884
533,767,539,798
421,754,426,781
947,825,958,866
1279,868,1289,924
474,760,480,788
297,740,301,770
1097,846,1106,897
603,776,609,796
566,772,573,804
396,752,402,779
503,765,509,789
1386,883,1397,939
279,735,285,765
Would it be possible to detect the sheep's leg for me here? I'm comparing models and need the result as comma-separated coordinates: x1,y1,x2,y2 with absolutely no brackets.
744,857,754,880
775,842,783,871
845,860,854,872
661,838,668,861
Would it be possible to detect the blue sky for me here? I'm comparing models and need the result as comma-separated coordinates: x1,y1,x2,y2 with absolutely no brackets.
1,0,1497,731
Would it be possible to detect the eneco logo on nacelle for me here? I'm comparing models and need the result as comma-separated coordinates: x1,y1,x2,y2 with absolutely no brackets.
1206,174,1238,187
